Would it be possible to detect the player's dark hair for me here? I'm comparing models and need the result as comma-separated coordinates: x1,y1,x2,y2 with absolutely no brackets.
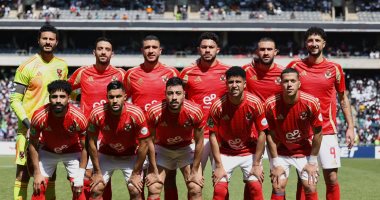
107,81,125,92
258,37,276,48
281,68,299,79
95,37,113,49
38,23,58,39
47,80,72,95
304,26,327,42
166,77,184,90
142,35,160,46
226,66,246,80
198,32,220,47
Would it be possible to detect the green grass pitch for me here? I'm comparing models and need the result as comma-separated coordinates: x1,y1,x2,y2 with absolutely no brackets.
1,156,379,199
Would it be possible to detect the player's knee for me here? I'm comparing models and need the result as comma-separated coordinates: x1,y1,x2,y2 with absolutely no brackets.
271,182,286,193
16,166,30,181
303,184,317,193
148,182,163,196
187,182,202,197
127,184,141,198
91,184,105,198
323,169,338,184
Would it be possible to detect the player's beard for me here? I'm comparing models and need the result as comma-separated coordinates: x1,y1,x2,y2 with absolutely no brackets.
307,48,322,57
201,54,216,64
52,104,67,115
144,55,159,64
259,57,274,66
40,44,55,54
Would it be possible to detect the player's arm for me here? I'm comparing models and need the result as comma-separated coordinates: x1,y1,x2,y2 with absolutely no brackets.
266,130,284,186
10,83,30,129
87,124,104,188
209,130,227,185
187,127,204,187
338,90,355,148
303,126,322,185
130,135,152,192
251,129,266,183
28,129,47,193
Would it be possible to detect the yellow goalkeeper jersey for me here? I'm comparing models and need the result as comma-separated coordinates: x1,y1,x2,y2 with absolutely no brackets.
11,54,68,134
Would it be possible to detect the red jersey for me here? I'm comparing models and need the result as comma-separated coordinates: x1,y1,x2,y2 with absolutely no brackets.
147,99,205,149
68,65,126,117
124,62,179,112
287,58,346,135
208,92,268,156
242,62,284,102
265,92,323,157
180,60,230,137
87,103,149,156
30,104,87,154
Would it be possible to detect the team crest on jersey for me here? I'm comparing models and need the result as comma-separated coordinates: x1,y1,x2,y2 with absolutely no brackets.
220,75,226,81
275,77,281,85
19,152,25,159
318,113,323,121
299,111,308,120
112,75,118,81
88,123,96,132
325,70,332,79
67,123,76,133
246,112,253,121
162,75,169,82
57,69,63,78
30,128,36,136
207,117,214,128
124,123,132,132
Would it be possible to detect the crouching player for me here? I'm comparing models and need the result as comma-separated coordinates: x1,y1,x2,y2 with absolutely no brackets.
87,81,154,200
208,67,268,200
263,68,323,200
29,80,88,200
146,77,205,200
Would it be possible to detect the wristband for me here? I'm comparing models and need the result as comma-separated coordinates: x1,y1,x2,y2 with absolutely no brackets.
272,157,280,167
73,168,86,187
308,156,318,165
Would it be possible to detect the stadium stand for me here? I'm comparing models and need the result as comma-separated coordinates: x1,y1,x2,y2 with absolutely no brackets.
0,69,17,141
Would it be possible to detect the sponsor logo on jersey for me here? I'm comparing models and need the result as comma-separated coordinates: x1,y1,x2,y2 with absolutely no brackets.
54,145,68,153
182,75,189,83
285,130,301,143
325,70,332,79
137,78,144,85
124,123,132,132
299,111,308,120
228,138,245,150
194,76,202,82
300,70,307,76
57,69,63,78
140,127,148,135
167,136,184,145
203,93,216,105
36,71,42,77
110,143,125,152
87,76,94,82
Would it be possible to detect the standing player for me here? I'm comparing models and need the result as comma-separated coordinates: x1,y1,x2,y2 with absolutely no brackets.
242,37,283,101
29,80,87,200
208,67,268,200
287,27,355,200
88,81,154,200
263,68,323,200
68,37,126,199
124,35,179,199
10,24,68,200
180,32,230,171
146,77,205,200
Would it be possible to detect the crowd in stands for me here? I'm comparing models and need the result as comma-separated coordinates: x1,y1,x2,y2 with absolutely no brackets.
0,68,379,145
355,0,380,11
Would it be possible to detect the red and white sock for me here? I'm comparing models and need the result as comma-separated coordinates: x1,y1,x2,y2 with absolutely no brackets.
305,191,318,200
213,182,229,200
244,181,264,200
326,183,340,200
